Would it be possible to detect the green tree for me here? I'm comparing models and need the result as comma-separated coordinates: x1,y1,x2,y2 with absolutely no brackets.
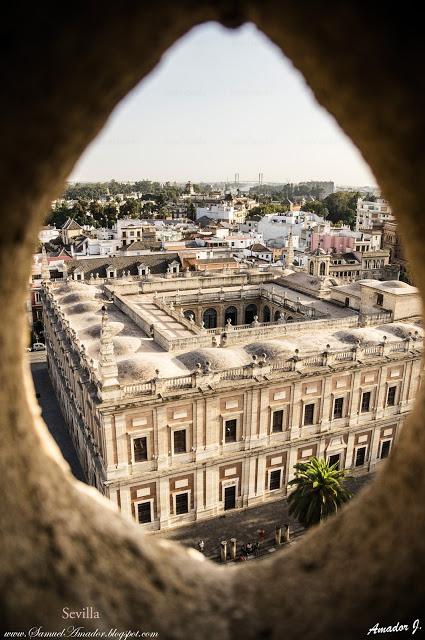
323,191,359,228
287,457,352,528
302,200,329,217
246,203,290,219
119,198,142,218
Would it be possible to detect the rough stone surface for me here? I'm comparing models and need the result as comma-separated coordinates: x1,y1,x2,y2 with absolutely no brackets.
1,2,425,637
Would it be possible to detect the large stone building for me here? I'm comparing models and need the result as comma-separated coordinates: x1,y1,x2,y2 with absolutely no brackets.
42,266,423,530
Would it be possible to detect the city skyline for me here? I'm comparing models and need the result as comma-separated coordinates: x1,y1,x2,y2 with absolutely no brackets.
70,23,376,187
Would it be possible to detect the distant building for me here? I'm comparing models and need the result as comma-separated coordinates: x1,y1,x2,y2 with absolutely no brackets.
356,198,394,230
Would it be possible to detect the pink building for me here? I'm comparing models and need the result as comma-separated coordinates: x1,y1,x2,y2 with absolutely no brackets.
310,232,355,253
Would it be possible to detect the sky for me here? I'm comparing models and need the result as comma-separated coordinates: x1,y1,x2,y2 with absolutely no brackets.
70,22,376,187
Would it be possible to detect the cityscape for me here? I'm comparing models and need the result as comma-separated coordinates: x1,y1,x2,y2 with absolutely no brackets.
30,175,420,559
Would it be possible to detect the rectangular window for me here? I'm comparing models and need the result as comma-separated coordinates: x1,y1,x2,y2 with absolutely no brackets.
272,409,284,433
137,502,152,524
387,386,397,407
333,397,344,419
328,453,341,469
133,437,148,462
361,391,371,413
355,446,367,467
175,492,189,515
173,429,186,454
304,403,315,426
269,469,282,491
225,419,237,443
380,439,392,459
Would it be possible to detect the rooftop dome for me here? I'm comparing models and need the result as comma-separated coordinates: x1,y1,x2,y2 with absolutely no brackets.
380,280,410,288
117,358,156,383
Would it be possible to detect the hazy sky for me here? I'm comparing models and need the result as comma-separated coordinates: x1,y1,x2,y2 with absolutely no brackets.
70,22,375,187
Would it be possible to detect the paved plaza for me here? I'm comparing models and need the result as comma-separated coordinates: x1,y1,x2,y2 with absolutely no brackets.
155,474,372,562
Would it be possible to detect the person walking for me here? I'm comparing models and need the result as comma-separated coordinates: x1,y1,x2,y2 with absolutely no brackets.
198,539,205,553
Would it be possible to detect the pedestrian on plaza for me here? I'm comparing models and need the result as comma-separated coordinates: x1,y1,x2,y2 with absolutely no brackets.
246,542,253,555
198,539,205,553
240,543,247,557
258,528,266,544
254,541,260,556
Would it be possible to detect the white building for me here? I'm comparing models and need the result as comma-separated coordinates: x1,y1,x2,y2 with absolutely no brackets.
196,204,242,223
38,225,60,244
258,211,324,248
356,198,394,230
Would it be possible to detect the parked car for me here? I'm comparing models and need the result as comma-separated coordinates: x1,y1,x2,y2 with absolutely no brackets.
32,342,46,351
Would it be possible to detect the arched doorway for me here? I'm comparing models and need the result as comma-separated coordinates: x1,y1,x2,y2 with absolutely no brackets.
309,261,314,275
224,305,237,326
184,309,195,321
319,262,326,275
263,305,271,322
244,304,257,324
203,307,217,329
274,310,281,321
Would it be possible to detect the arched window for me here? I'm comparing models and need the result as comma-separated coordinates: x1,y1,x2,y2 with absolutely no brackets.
184,310,195,321
224,306,237,326
274,310,281,321
309,261,314,275
263,305,271,323
244,304,257,324
203,307,217,329
319,262,326,275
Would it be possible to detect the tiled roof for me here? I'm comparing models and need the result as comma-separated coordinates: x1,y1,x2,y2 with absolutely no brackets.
122,240,161,251
250,243,271,253
66,253,182,277
62,217,83,231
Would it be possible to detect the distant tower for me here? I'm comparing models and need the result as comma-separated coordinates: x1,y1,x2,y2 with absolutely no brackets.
308,248,331,277
98,306,120,398
41,245,50,282
286,232,295,267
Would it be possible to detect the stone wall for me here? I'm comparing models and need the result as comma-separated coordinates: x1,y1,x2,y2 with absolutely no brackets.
2,3,425,638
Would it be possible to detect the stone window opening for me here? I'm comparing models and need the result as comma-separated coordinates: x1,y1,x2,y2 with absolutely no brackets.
387,385,397,407
133,436,148,463
173,429,187,455
361,391,371,413
303,403,315,426
136,500,153,524
333,397,344,420
271,409,284,433
380,439,392,459
354,446,367,467
3,6,424,636
224,418,237,443
268,468,283,491
174,491,190,515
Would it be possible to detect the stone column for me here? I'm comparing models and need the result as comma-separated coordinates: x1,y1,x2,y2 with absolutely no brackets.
256,454,266,499
286,446,299,484
247,456,258,503
114,413,129,468
275,526,282,545
220,540,227,562
195,467,204,517
229,538,237,560
158,476,169,529
119,485,133,523
284,524,290,543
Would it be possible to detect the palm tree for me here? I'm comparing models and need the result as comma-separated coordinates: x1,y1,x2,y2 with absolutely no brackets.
287,457,352,528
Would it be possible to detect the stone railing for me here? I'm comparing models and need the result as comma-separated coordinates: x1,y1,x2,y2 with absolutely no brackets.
120,336,422,399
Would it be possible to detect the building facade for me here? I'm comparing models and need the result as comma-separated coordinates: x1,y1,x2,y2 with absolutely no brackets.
42,269,423,530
